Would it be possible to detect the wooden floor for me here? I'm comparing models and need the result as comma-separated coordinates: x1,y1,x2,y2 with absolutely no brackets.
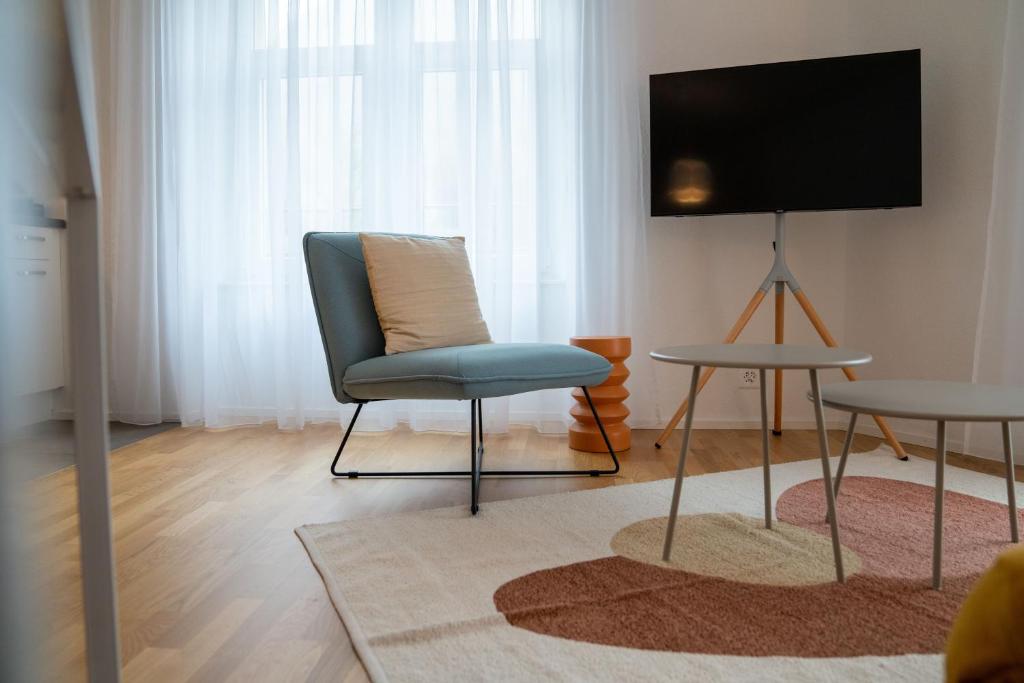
30,424,1022,682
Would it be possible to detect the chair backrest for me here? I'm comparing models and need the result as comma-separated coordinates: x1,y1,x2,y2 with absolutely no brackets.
303,232,386,403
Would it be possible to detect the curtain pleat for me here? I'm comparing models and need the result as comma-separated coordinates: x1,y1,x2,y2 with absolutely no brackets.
967,2,1024,460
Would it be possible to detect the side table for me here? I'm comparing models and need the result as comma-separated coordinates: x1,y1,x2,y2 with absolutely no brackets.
820,379,1024,589
570,336,631,452
651,343,873,582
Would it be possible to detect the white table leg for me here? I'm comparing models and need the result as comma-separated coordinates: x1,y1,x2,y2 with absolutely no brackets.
759,368,772,529
662,365,701,562
1002,422,1020,543
809,369,845,583
934,420,946,590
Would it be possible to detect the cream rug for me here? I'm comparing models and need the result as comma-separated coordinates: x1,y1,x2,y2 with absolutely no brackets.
296,447,1022,682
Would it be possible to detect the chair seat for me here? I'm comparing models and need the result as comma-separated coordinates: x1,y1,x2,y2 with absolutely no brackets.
343,343,612,401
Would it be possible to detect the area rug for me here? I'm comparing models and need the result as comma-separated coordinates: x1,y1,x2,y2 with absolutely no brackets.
296,447,1023,682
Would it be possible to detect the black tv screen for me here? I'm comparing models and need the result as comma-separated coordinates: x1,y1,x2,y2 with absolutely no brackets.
650,50,922,217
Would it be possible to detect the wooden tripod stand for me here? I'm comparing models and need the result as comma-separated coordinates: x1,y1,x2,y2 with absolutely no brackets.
653,212,908,459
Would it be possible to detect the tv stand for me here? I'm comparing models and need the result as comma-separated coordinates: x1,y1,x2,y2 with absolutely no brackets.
653,211,908,460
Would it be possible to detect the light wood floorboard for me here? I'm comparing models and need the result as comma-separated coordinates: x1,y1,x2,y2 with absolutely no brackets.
29,423,1022,682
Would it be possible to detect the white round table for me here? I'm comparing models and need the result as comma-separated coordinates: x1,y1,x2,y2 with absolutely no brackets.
820,379,1024,589
651,344,872,582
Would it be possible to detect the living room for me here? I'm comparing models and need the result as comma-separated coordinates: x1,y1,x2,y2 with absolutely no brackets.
1,0,1021,681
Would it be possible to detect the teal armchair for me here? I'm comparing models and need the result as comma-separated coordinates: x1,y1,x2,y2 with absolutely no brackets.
303,232,619,514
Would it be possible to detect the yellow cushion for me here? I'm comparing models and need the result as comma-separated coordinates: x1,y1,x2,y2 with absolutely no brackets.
946,544,1024,682
359,233,492,355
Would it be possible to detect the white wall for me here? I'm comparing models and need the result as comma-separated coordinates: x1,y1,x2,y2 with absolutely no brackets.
841,1,1008,453
631,0,1009,452
4,0,69,204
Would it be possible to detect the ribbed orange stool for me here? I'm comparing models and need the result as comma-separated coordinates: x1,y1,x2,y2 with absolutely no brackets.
569,336,631,452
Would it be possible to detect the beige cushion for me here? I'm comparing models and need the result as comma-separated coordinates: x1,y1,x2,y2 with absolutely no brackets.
359,233,492,355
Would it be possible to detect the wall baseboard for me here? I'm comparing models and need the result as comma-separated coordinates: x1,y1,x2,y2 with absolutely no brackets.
641,419,1013,464
44,410,1011,465
851,422,966,457
631,418,849,431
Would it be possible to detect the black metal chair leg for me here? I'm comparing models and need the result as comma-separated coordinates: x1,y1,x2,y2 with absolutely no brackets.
581,385,621,476
333,391,618,478
477,398,484,454
470,399,481,515
331,403,365,477
330,389,621,514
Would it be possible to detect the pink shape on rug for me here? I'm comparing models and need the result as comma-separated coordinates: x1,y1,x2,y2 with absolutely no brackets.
777,476,1022,579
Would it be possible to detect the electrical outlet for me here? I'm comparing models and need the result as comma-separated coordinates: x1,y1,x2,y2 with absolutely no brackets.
739,369,759,390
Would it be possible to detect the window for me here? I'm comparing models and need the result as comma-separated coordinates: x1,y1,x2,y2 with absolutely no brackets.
250,0,541,247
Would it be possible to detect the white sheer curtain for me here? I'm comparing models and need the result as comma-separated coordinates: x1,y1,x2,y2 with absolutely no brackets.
97,0,647,432
967,1,1024,461
97,0,179,425
575,1,656,428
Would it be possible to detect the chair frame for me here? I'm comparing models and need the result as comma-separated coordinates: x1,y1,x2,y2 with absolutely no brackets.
331,386,619,514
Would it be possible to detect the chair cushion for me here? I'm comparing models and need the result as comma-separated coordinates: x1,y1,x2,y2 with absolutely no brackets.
360,233,492,355
343,343,612,401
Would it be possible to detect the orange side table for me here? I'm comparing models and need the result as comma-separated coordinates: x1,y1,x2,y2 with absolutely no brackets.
569,336,631,452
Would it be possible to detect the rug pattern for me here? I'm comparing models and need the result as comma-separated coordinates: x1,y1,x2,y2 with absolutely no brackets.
296,450,1023,681
494,477,1022,657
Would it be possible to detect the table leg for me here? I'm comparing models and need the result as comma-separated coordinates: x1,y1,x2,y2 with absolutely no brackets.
809,369,845,583
833,413,859,498
663,365,701,562
759,368,772,529
934,420,947,590
1002,422,1020,544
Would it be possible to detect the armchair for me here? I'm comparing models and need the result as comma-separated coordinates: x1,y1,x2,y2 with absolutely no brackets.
303,232,620,514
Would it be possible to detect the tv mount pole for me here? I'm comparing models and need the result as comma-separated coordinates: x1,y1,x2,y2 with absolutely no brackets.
653,211,908,460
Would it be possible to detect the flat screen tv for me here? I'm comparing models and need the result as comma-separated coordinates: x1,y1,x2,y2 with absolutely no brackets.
649,50,921,217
